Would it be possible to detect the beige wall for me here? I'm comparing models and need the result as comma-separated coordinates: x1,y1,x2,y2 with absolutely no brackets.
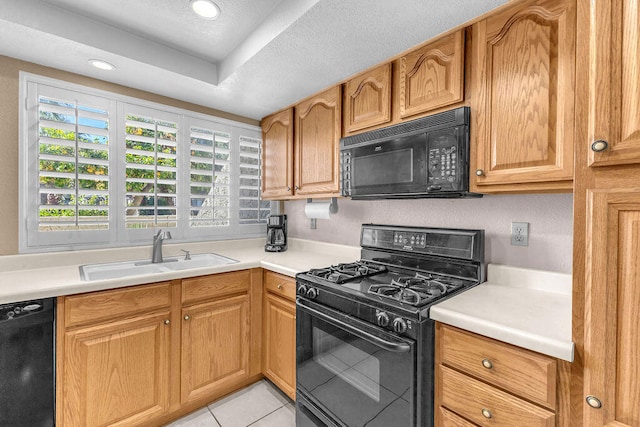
286,194,574,274
0,55,259,255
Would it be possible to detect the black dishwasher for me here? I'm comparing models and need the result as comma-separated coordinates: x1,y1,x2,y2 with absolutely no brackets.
0,298,55,427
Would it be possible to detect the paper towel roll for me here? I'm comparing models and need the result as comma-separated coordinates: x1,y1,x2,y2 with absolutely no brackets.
304,201,332,219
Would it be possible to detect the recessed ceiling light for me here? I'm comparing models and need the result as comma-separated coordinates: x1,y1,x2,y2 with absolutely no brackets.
190,0,220,20
89,59,115,71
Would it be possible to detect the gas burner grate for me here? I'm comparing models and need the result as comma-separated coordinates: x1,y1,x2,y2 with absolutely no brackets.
368,272,463,306
307,261,387,284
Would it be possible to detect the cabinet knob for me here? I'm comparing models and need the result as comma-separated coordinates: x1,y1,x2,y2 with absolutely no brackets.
481,358,493,369
475,169,484,176
586,395,602,409
287,186,291,191
481,408,493,419
164,319,170,325
184,315,190,321
294,185,299,191
277,284,283,290
591,140,609,152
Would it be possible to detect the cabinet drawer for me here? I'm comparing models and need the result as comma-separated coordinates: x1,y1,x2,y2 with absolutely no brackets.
182,270,250,305
264,271,296,301
64,282,173,328
440,325,556,409
440,366,555,427
439,406,478,426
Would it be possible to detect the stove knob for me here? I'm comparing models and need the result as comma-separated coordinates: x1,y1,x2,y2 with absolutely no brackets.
376,312,390,327
297,284,308,296
306,287,318,300
392,318,408,334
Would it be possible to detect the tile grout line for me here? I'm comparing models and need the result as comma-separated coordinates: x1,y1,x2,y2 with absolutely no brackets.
206,404,222,427
244,404,289,427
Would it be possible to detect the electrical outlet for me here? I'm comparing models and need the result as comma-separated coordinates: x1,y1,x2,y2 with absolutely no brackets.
511,222,529,247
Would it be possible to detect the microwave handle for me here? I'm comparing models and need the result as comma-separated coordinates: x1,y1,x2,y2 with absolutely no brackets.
296,298,412,353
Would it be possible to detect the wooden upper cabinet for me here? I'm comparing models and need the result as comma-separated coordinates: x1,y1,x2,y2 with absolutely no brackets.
471,0,576,192
586,0,640,167
398,30,464,119
261,108,294,199
294,86,342,196
343,63,392,134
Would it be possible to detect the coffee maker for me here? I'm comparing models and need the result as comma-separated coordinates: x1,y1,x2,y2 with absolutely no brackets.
265,214,287,252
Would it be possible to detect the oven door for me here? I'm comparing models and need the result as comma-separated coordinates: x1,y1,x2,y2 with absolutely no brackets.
296,298,416,427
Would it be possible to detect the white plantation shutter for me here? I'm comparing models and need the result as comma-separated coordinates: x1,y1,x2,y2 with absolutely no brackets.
188,125,231,228
123,106,179,230
25,82,115,248
238,136,269,224
21,74,267,251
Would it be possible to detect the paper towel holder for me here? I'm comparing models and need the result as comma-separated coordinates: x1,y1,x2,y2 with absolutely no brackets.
306,197,338,229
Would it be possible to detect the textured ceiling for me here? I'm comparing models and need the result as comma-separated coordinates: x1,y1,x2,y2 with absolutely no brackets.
0,0,509,120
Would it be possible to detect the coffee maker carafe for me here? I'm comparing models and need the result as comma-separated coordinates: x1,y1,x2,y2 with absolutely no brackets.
265,214,287,252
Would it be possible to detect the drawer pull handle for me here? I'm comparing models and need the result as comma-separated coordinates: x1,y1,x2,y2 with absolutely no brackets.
482,408,492,419
277,284,283,290
482,358,493,369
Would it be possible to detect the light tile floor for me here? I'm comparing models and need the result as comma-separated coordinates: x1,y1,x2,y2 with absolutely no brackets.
165,380,295,427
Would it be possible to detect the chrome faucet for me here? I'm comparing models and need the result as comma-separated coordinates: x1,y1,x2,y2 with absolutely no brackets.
152,229,172,263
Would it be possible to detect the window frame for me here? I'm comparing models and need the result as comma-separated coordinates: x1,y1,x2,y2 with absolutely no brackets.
19,72,267,253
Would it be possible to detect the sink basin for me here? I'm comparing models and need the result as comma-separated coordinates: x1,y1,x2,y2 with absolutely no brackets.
79,253,239,281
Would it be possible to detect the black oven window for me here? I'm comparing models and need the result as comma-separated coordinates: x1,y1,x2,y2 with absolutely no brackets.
297,314,415,427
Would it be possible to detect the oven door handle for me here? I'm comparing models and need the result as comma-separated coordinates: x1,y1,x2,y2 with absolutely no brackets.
297,298,413,353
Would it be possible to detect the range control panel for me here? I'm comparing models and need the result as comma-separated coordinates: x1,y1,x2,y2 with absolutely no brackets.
393,231,426,249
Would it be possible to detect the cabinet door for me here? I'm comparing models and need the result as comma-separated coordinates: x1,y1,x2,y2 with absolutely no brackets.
471,0,575,191
586,0,640,167
261,108,294,199
582,189,640,427
62,311,172,427
398,30,465,119
181,294,250,405
343,63,392,133
294,86,341,196
263,293,296,400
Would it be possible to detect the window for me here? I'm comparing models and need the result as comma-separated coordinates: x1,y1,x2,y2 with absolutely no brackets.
21,74,268,252
123,106,180,230
238,136,270,224
188,122,231,228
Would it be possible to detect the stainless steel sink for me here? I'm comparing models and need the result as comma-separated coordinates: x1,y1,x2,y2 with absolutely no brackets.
79,253,238,281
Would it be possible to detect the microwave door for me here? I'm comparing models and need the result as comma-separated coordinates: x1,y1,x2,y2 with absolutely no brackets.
349,133,428,197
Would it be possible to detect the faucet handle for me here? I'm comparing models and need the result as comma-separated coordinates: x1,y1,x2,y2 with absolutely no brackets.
164,231,172,240
181,249,191,260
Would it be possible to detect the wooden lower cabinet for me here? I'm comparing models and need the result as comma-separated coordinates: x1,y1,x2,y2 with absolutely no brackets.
262,271,296,400
181,294,250,405
57,270,261,427
435,323,567,427
62,310,172,427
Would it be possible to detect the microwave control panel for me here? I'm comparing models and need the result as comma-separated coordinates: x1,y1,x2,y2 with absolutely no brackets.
428,134,460,188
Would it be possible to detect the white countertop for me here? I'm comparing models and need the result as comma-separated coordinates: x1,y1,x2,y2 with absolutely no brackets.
0,238,360,304
430,264,574,362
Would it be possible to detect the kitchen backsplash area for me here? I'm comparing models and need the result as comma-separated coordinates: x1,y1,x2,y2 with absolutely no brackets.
285,194,573,274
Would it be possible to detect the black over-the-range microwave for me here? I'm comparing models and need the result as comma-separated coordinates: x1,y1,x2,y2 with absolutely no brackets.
340,106,481,199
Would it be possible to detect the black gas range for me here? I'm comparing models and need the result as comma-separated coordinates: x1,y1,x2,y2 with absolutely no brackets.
295,224,484,427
